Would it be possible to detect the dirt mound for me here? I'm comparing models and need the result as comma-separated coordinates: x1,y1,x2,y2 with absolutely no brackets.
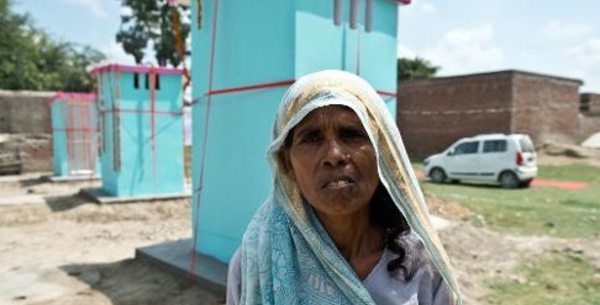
541,142,598,158
537,141,600,168
426,194,473,221
582,132,600,149
0,134,52,173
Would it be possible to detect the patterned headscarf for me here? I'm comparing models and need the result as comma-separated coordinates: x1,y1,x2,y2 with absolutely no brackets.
241,70,461,304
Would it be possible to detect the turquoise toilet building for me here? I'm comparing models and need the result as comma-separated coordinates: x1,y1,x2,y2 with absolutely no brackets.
92,64,187,198
191,0,409,263
49,92,100,180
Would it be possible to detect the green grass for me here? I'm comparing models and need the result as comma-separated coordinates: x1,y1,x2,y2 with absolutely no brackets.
416,164,600,238
487,252,600,305
537,164,600,183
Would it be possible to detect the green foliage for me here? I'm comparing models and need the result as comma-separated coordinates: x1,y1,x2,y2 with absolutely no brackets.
397,57,439,81
416,164,600,237
117,0,190,66
487,253,600,305
0,0,106,91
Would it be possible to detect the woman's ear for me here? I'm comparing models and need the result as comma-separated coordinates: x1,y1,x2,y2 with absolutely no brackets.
277,148,295,180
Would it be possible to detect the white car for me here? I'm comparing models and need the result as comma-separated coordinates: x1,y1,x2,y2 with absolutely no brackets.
423,134,538,188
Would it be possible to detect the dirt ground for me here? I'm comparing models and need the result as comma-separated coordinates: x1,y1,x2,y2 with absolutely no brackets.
1,150,599,305
0,174,222,305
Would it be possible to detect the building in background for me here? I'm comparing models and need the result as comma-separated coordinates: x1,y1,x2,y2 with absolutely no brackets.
92,64,186,198
397,70,597,159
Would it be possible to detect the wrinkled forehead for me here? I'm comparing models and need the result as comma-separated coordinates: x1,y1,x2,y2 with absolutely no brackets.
275,71,379,130
275,90,369,145
283,104,365,145
270,70,385,154
281,89,364,127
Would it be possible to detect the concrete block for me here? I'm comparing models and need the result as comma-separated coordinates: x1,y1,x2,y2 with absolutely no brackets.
135,238,227,295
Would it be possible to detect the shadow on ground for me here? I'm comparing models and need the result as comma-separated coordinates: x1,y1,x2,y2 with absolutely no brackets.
422,180,500,189
44,193,90,212
421,180,532,191
60,259,224,305
19,176,46,188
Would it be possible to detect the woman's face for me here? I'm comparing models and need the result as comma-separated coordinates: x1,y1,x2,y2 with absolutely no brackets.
285,105,379,217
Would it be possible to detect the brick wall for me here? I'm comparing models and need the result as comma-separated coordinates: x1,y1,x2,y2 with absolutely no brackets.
578,93,600,143
511,73,582,145
579,114,600,142
581,93,600,114
397,71,583,159
0,134,53,172
0,90,53,134
398,72,514,159
0,90,55,172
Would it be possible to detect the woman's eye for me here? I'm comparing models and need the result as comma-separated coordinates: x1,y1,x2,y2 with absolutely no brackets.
341,129,367,140
300,132,321,143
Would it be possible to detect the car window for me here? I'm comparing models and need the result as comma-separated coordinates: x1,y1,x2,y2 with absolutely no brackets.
454,141,479,155
483,140,507,153
519,137,535,152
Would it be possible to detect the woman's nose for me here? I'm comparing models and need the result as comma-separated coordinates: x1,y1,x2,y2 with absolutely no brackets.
322,138,348,167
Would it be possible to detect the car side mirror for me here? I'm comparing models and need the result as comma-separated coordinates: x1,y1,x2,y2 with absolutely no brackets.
447,149,454,156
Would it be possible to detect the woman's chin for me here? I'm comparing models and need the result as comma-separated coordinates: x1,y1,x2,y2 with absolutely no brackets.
313,201,368,218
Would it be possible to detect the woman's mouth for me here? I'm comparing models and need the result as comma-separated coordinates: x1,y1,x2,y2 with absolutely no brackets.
323,176,356,189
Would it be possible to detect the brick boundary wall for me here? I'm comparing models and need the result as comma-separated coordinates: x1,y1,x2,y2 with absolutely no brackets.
581,93,600,114
0,90,54,134
579,114,600,142
0,90,55,172
579,93,600,142
398,70,584,159
510,72,582,146
399,71,513,159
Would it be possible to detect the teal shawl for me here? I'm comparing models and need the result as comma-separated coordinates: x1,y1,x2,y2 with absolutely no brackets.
240,70,462,305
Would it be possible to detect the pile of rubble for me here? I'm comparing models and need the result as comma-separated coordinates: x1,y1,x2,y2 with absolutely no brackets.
582,132,600,149
541,141,600,159
0,133,52,174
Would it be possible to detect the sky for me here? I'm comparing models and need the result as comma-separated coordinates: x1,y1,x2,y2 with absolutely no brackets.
13,0,600,92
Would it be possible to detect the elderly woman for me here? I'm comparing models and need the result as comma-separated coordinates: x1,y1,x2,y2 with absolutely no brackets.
227,70,461,305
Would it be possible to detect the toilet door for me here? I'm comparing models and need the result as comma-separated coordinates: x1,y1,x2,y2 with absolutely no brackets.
67,101,98,175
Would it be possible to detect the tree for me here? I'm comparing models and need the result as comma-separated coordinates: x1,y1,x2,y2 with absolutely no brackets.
116,0,190,67
58,45,106,92
397,57,439,81
0,0,41,90
0,0,106,91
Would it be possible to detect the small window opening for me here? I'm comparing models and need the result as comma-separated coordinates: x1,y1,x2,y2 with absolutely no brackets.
144,73,160,90
365,0,373,32
133,73,140,89
350,0,359,29
144,73,149,89
334,0,342,26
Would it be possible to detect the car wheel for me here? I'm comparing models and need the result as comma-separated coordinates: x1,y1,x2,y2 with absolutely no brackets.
430,168,447,183
499,171,519,189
